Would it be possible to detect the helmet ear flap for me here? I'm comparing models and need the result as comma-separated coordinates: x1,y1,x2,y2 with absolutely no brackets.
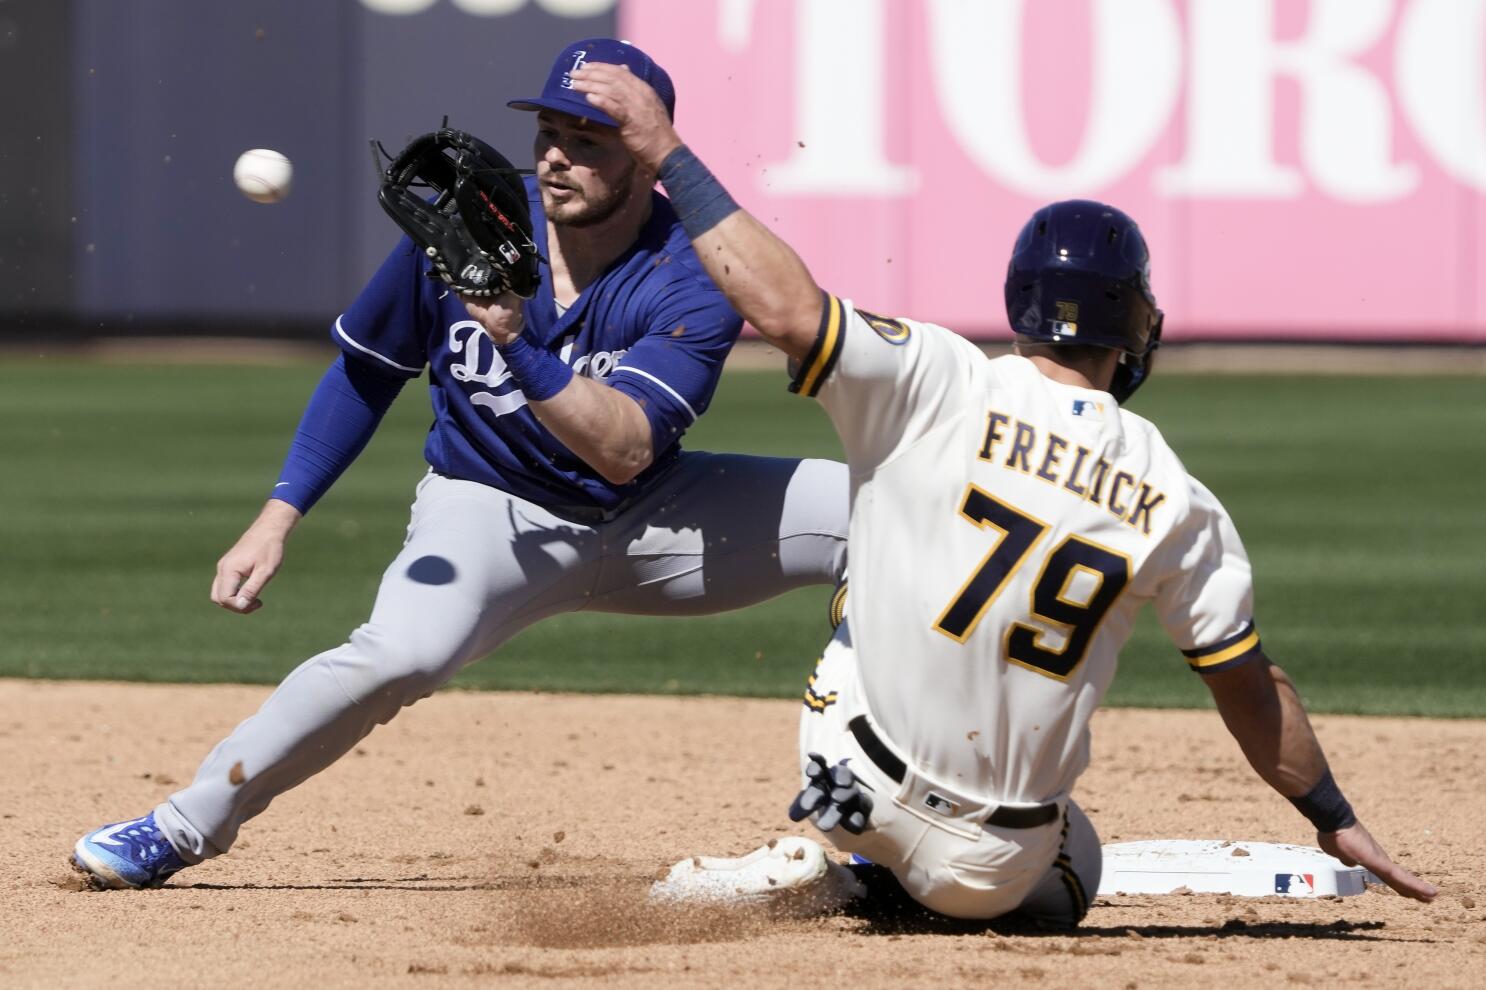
1108,310,1163,404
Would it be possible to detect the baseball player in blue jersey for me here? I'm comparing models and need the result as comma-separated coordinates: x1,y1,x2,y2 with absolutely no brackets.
70,39,848,890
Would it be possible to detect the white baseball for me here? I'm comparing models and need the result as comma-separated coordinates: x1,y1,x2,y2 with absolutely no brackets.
233,148,293,204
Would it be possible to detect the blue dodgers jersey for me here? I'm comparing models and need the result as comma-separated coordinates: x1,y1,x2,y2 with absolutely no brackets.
333,177,742,510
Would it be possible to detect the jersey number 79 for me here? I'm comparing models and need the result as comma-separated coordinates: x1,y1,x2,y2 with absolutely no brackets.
933,485,1131,681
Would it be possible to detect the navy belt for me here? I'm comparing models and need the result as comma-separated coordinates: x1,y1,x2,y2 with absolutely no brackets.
847,716,1059,829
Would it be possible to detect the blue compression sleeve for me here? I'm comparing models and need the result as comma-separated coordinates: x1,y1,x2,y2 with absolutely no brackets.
270,353,407,514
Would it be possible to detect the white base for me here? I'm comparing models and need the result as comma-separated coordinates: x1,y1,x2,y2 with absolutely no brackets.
1098,840,1380,898
649,836,866,915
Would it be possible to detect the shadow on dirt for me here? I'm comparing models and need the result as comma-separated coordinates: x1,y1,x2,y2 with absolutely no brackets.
173,872,644,893
842,886,1410,942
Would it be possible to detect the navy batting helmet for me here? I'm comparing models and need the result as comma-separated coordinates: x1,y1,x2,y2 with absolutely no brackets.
1004,199,1164,403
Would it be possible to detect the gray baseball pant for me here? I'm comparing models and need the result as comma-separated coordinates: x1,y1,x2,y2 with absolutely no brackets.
155,453,848,860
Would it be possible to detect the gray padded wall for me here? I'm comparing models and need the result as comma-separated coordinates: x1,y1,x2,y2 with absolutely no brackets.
2,0,614,330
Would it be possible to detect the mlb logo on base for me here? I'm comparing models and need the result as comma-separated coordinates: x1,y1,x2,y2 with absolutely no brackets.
1274,873,1317,895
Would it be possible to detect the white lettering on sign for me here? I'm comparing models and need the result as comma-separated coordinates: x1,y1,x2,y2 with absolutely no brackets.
533,0,614,15
359,0,437,13
449,0,525,14
1396,0,1486,189
745,0,1486,201
761,0,919,196
718,0,758,52
1158,0,1416,202
359,0,615,15
926,0,1182,198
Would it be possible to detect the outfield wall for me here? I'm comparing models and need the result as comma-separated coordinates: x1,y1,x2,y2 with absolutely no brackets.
0,0,1481,343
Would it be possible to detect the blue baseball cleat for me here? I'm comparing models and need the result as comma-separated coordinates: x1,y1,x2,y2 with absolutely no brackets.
71,812,187,890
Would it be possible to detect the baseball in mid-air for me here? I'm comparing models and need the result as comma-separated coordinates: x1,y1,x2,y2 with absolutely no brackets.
233,148,293,204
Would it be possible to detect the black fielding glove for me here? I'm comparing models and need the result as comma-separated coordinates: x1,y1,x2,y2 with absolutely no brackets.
373,125,542,298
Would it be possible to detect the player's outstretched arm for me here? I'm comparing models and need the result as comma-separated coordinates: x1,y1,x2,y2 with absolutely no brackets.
569,63,823,363
211,498,302,615
1202,653,1437,902
211,353,406,613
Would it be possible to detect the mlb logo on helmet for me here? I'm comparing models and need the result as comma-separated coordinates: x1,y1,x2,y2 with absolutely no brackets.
1053,300,1079,337
1274,872,1316,895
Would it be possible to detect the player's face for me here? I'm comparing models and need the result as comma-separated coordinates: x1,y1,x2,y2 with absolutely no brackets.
534,111,641,228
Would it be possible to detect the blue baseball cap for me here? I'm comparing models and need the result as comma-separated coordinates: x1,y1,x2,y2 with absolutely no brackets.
508,38,675,127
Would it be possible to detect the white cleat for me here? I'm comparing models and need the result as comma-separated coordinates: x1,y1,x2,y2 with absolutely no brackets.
649,836,866,916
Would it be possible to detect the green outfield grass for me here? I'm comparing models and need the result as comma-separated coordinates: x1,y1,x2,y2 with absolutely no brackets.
1,355,1482,716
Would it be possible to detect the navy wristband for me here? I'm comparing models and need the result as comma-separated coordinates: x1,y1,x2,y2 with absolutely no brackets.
657,144,740,240
497,333,574,402
1287,768,1357,833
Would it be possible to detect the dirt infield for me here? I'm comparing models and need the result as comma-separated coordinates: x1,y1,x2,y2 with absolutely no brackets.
2,680,1480,989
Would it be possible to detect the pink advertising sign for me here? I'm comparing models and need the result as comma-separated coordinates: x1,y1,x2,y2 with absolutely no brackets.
621,0,1486,341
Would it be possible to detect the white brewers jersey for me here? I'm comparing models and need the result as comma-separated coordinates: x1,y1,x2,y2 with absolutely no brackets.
790,294,1262,805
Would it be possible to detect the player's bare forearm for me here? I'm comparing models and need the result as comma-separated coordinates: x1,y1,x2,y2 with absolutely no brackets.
569,62,822,362
528,375,654,485
211,499,302,614
256,497,304,534
1203,654,1328,796
1204,652,1436,902
462,293,653,484
688,212,826,363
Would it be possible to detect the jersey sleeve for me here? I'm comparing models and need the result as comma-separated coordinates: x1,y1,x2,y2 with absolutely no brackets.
1152,478,1263,674
331,236,435,379
270,353,407,515
789,292,975,470
607,283,742,451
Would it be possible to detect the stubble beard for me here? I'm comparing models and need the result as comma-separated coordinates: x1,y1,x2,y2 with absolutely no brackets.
548,159,638,230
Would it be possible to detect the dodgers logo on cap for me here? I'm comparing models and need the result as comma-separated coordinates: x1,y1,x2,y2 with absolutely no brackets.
509,37,676,128
562,49,588,89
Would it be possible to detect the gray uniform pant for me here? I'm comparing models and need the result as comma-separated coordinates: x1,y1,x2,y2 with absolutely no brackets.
156,453,848,861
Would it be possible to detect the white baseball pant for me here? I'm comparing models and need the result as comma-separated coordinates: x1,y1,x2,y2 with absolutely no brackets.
798,627,1102,925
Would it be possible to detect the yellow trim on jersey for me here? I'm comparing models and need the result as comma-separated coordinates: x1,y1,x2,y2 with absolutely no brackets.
803,671,839,712
802,655,838,712
1186,628,1261,669
790,294,845,398
829,579,849,630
